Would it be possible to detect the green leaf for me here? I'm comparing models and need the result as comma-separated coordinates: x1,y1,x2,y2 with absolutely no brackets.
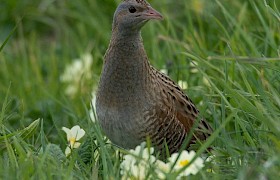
0,119,40,150
19,119,40,140
45,144,67,162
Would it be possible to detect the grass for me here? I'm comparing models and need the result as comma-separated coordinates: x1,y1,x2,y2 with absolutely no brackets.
0,0,280,179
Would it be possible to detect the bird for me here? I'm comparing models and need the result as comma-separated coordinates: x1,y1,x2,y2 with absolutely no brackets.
95,0,212,154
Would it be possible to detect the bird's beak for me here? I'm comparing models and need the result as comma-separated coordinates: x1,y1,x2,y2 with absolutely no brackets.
144,6,163,20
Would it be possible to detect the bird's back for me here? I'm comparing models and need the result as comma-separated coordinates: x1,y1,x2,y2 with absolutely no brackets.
140,66,212,153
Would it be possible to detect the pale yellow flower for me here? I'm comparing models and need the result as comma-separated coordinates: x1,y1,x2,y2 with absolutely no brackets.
120,144,205,179
155,151,205,179
62,125,85,156
168,150,204,178
154,160,170,179
120,142,157,180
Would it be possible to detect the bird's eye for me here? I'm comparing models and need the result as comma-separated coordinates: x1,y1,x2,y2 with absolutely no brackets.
128,6,137,13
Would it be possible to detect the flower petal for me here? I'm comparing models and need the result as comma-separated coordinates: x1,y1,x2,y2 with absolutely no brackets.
76,129,86,140
188,150,196,159
65,146,71,157
120,142,158,179
62,127,71,141
168,150,205,177
73,142,81,149
70,125,85,141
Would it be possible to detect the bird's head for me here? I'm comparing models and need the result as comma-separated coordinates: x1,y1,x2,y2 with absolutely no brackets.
112,0,163,34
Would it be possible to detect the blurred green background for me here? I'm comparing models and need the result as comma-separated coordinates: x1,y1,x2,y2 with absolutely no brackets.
0,0,280,179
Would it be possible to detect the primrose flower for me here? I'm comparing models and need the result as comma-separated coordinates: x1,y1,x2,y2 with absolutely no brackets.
62,125,85,156
154,160,170,179
168,150,204,177
120,142,157,180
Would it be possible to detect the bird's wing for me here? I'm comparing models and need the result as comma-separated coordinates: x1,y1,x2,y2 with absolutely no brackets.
150,67,212,143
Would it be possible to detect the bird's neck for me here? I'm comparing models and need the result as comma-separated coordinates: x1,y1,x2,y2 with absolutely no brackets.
98,30,151,99
109,30,144,52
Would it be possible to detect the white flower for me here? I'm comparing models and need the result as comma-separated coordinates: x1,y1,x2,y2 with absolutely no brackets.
120,142,157,180
178,80,188,89
154,160,170,179
62,125,85,156
60,53,93,97
120,143,205,179
168,150,204,178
